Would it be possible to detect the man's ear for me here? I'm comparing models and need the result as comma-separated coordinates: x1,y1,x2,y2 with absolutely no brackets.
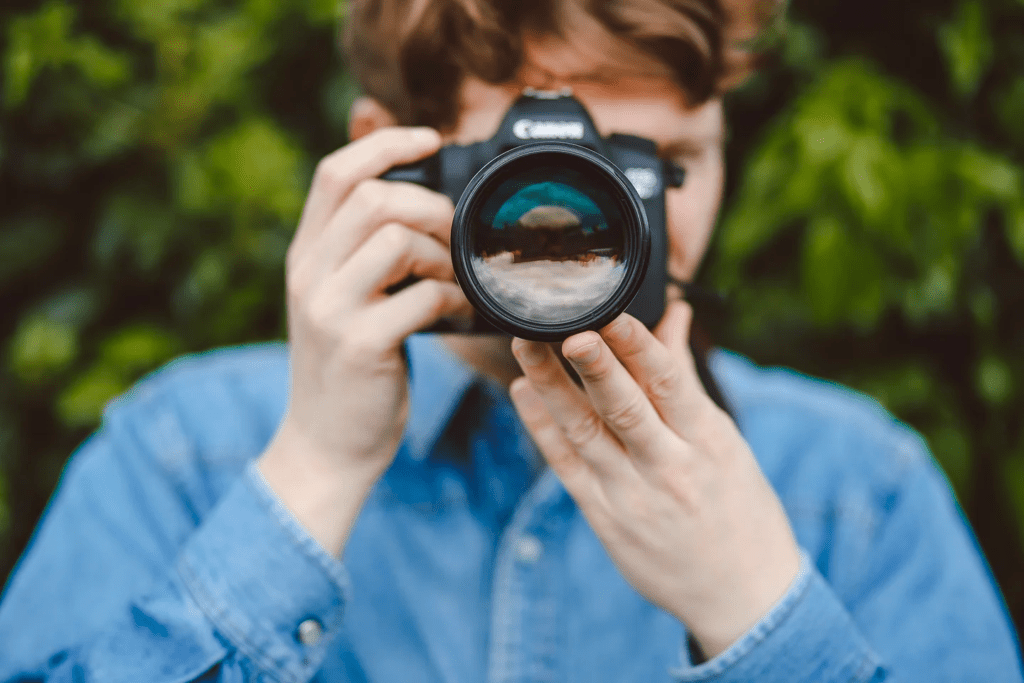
349,97,400,141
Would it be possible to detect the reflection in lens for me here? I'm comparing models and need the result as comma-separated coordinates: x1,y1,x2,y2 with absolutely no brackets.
470,176,627,323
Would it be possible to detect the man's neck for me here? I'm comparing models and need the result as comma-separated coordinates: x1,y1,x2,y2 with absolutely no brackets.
439,334,523,389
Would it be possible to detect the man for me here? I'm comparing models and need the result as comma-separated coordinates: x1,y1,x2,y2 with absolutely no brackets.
0,0,1020,680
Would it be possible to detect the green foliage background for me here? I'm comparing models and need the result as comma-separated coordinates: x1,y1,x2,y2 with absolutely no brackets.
1,0,1022,628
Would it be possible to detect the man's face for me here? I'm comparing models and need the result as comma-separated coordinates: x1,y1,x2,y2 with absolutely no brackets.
443,32,727,287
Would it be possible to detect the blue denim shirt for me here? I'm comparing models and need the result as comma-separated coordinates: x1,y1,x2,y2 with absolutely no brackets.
0,336,1020,682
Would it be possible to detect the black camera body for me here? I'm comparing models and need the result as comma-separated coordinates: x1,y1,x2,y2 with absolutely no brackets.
384,89,684,339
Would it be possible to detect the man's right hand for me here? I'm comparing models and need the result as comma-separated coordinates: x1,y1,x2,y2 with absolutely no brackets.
257,127,471,556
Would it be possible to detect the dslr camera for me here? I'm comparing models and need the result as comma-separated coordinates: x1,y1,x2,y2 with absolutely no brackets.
384,88,685,341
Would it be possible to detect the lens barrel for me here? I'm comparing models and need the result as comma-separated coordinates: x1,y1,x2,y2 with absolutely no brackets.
451,143,650,341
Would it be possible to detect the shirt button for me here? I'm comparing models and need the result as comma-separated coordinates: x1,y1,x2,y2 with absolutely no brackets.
514,534,543,564
297,618,323,646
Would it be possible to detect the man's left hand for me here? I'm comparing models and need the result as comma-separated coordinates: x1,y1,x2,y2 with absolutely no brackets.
509,300,801,658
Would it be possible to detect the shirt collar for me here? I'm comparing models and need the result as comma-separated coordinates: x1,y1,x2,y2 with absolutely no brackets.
401,334,480,461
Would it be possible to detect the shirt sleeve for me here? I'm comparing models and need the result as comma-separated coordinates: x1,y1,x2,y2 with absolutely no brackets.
670,433,1023,683
0,402,349,683
672,553,885,682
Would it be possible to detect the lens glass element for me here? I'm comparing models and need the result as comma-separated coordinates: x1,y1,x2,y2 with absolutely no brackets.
469,165,628,324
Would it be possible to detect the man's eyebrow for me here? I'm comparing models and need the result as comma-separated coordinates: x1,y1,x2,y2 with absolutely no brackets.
560,67,668,86
563,69,618,84
659,131,725,157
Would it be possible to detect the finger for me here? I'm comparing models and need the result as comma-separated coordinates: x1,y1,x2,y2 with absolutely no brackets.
597,306,705,436
511,338,629,478
357,279,472,344
305,179,454,283
653,298,694,362
333,223,454,303
293,126,442,253
509,377,595,498
561,329,672,458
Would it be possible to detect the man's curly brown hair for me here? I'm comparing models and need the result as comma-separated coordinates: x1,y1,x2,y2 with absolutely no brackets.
342,0,784,130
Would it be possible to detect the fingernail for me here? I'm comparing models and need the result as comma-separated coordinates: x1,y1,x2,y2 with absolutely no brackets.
413,127,440,144
568,342,600,365
605,317,632,344
510,378,544,418
513,339,546,367
510,377,534,403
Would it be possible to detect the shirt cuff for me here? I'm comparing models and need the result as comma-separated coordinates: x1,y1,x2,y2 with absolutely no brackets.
671,552,886,683
175,461,351,683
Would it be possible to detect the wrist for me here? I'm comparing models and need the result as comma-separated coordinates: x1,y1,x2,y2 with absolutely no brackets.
682,541,802,658
256,420,385,556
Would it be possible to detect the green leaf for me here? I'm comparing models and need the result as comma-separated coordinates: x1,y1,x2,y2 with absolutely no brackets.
8,314,79,385
3,2,130,107
114,0,211,40
56,365,126,428
99,325,181,375
955,147,1022,202
243,0,287,26
795,100,852,166
83,99,146,160
69,37,131,88
242,227,291,267
717,131,804,275
38,287,100,329
840,135,895,228
728,283,809,349
901,257,958,323
975,354,1013,406
175,249,231,313
3,2,75,106
801,215,885,328
174,151,218,214
93,193,178,274
1006,203,1024,266
996,77,1024,148
779,21,825,75
303,0,346,24
938,0,994,99
856,363,938,413
54,325,181,429
188,118,305,222
322,70,361,136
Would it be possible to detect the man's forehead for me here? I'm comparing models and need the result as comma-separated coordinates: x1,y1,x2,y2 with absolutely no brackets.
519,41,724,143
455,71,724,149
451,15,724,146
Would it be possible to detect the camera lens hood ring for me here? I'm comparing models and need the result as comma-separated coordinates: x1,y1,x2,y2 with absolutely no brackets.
451,142,651,342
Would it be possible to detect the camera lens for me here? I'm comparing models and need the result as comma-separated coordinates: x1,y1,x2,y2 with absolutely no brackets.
451,144,650,341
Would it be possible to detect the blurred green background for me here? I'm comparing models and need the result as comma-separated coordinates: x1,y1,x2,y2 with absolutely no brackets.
1,0,1022,629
